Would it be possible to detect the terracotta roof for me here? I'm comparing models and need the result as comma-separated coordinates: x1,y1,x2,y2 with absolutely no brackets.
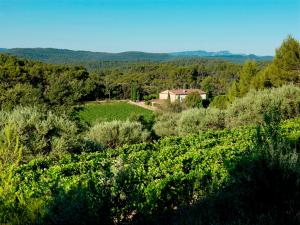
166,89,206,95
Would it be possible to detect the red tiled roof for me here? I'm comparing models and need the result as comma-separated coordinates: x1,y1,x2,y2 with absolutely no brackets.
167,89,206,95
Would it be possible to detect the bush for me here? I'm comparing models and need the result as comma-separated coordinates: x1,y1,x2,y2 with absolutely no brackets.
177,108,225,136
0,83,44,110
154,108,225,137
225,85,300,128
86,120,150,148
144,94,158,101
153,113,180,137
156,100,184,113
0,107,80,160
210,95,229,109
183,92,203,108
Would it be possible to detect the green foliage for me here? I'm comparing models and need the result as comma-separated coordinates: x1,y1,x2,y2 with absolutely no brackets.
0,152,113,225
162,118,300,225
238,61,259,96
251,35,300,88
154,85,299,137
156,100,184,113
0,125,23,224
131,82,137,101
227,80,240,102
153,113,180,137
86,120,150,148
154,108,225,137
1,117,298,225
0,83,44,110
0,54,99,112
183,92,203,108
225,85,300,128
201,76,228,99
143,94,158,101
178,108,225,136
0,125,23,188
210,95,229,109
0,107,80,160
77,102,153,125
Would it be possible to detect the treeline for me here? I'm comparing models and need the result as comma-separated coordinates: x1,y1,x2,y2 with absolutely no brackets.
0,54,100,112
78,36,299,104
225,36,300,104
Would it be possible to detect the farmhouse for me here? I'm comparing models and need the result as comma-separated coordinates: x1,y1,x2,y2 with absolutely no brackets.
159,89,206,102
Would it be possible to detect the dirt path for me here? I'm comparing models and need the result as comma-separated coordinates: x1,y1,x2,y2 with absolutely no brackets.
128,100,157,111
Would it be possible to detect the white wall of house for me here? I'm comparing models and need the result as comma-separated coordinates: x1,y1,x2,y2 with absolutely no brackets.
159,90,207,102
170,94,177,102
178,94,187,102
159,93,168,99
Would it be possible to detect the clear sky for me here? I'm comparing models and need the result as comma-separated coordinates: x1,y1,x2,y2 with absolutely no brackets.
0,0,299,55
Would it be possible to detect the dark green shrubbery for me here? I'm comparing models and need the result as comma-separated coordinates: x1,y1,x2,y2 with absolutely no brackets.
225,85,300,128
183,92,203,108
0,54,99,113
86,120,150,149
0,107,81,161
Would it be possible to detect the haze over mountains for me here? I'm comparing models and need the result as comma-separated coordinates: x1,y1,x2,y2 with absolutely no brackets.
0,47,273,64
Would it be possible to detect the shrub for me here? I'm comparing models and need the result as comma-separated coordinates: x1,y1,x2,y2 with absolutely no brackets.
177,108,225,136
156,100,184,113
154,108,225,137
144,94,158,101
0,107,80,160
0,83,44,110
153,113,180,137
183,92,203,108
0,125,24,224
210,95,229,109
86,120,150,148
225,85,300,128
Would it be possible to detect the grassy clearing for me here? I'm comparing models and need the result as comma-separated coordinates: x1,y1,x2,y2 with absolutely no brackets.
77,101,153,125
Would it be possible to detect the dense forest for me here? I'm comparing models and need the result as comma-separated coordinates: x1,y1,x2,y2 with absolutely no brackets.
0,36,299,225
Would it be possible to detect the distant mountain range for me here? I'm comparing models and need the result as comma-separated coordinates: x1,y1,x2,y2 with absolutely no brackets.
0,48,273,64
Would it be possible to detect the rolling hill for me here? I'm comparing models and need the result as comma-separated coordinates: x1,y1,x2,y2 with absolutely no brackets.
0,48,272,64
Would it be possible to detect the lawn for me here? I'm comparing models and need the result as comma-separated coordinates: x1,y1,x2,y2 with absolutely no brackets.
77,101,153,125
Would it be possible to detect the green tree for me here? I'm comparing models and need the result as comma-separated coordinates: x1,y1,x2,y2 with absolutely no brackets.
238,61,259,96
184,92,203,108
256,35,300,88
227,80,240,102
210,95,229,109
131,82,137,101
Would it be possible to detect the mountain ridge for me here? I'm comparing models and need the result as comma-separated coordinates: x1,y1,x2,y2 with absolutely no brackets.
0,47,273,64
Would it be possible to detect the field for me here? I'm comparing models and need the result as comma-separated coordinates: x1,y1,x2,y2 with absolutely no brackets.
77,101,153,124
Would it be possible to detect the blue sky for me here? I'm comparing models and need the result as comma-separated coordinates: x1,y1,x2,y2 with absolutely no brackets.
0,0,299,55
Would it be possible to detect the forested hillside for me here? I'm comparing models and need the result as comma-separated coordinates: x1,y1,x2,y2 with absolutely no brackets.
1,47,272,64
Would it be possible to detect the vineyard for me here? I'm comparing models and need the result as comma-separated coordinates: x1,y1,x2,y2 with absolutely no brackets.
77,102,153,124
2,117,299,225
